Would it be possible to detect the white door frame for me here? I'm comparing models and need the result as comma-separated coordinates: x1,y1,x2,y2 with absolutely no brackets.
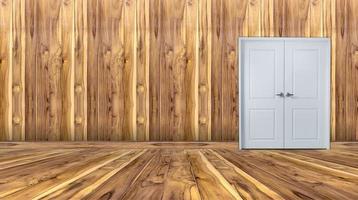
238,37,331,150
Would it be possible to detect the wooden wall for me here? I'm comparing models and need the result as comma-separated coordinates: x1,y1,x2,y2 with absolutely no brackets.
0,0,357,141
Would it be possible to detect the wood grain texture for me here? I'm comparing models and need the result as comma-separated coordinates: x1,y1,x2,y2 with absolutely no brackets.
74,0,87,141
335,0,358,141
198,0,211,141
136,0,149,141
0,0,357,141
0,0,12,141
0,142,357,199
23,0,74,141
24,0,37,141
148,0,161,141
157,0,198,141
11,0,25,140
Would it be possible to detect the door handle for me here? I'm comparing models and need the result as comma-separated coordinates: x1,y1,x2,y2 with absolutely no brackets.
275,92,284,97
286,92,294,97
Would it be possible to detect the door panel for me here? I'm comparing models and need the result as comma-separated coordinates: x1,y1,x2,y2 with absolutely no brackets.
249,109,276,140
249,50,276,98
292,109,318,139
242,41,285,148
292,49,319,98
284,41,330,148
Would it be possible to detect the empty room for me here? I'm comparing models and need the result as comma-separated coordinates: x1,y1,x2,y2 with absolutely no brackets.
0,0,357,199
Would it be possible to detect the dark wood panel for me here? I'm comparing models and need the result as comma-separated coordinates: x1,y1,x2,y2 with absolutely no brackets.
210,0,223,141
335,0,358,141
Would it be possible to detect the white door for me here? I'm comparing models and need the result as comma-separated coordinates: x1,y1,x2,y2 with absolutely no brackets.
242,40,285,148
284,41,330,148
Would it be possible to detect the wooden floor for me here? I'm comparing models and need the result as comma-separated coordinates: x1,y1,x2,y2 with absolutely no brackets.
0,142,357,199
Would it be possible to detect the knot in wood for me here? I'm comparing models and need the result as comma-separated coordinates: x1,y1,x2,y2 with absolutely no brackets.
199,84,207,93
137,117,145,125
13,116,21,125
137,84,145,93
13,84,21,93
75,84,83,93
75,117,83,125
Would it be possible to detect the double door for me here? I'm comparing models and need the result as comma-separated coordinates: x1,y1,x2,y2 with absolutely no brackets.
240,38,330,149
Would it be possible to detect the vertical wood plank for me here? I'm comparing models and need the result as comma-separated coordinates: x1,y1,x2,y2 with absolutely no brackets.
24,0,37,140
11,0,25,140
162,0,175,140
261,0,274,36
346,0,358,141
210,0,223,141
60,0,75,141
74,0,87,141
86,0,99,140
282,0,310,36
198,0,211,141
31,0,74,141
335,0,348,141
0,0,12,141
248,0,261,36
159,0,179,140
96,0,136,141
221,0,248,141
309,0,323,37
97,0,123,141
124,0,137,141
35,0,47,140
148,0,161,141
159,0,197,141
184,0,198,140
136,0,149,141
324,0,336,141
273,0,284,36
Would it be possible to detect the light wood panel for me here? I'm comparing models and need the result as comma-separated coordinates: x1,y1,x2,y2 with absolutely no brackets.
11,0,25,140
74,0,87,141
0,0,357,141
23,0,74,141
0,142,357,199
0,0,12,141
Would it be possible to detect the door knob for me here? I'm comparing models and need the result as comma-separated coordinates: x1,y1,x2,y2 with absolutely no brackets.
286,92,294,97
275,92,284,97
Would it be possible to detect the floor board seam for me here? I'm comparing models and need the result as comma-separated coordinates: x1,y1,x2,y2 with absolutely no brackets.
30,150,137,200
268,151,358,178
208,149,285,200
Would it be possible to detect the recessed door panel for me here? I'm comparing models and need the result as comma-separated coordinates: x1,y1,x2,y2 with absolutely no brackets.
284,41,330,149
292,109,318,139
250,50,276,99
242,40,284,149
292,49,319,98
249,109,276,139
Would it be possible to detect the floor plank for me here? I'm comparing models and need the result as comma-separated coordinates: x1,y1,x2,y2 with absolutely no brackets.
0,142,357,199
84,149,159,199
186,150,241,200
202,149,283,200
